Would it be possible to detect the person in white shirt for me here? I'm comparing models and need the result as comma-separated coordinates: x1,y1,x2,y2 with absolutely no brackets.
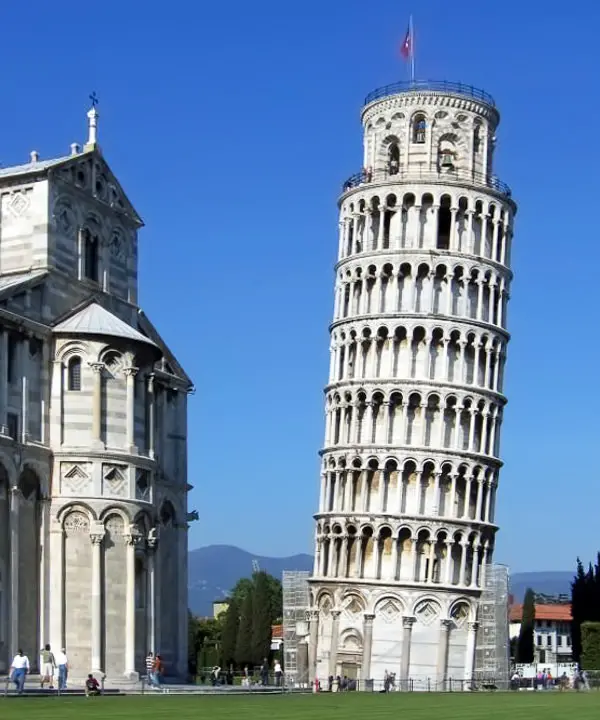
54,648,69,691
11,649,30,694
274,660,282,687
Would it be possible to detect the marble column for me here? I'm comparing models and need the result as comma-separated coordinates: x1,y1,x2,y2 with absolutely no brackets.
328,610,341,679
147,376,155,458
436,619,452,689
459,542,468,586
400,617,415,686
90,362,104,447
10,487,21,658
147,530,158,653
361,614,375,681
391,535,399,581
49,524,65,652
125,367,138,453
464,621,479,686
308,610,319,681
20,336,29,443
124,531,139,679
0,329,7,435
90,527,105,673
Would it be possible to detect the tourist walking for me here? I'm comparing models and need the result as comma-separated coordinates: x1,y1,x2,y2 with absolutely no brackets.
145,652,155,686
55,648,69,691
274,660,282,687
260,658,269,686
40,644,56,689
10,649,30,694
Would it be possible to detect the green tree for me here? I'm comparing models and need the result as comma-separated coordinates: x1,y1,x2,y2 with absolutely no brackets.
220,597,240,668
516,588,535,663
581,622,600,670
235,586,254,667
252,571,274,664
188,611,201,676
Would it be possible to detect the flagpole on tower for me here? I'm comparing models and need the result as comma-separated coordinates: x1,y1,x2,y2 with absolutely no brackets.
409,14,415,83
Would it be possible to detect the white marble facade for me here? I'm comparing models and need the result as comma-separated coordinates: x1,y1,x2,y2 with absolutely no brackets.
308,81,517,688
0,108,192,680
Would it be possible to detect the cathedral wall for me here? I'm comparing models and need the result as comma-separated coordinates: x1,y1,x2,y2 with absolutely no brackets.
158,522,178,670
64,510,93,673
18,492,39,661
0,483,8,671
103,515,127,675
0,180,49,274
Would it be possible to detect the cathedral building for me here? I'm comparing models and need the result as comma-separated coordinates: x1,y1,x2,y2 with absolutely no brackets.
0,105,191,680
308,80,517,687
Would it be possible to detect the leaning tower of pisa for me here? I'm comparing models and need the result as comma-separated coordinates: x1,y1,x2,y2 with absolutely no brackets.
306,80,517,689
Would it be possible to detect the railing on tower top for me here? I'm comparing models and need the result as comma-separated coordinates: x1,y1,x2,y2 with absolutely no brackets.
341,166,512,198
364,80,496,107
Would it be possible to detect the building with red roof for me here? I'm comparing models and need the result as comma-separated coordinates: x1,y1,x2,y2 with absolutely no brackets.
509,604,572,663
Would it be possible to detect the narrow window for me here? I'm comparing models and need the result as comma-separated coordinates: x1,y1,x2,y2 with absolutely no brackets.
388,142,400,175
7,413,18,440
412,115,426,144
7,336,17,384
68,357,82,391
83,230,99,282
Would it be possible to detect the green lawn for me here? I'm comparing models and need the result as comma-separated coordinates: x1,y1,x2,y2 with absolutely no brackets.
0,692,599,719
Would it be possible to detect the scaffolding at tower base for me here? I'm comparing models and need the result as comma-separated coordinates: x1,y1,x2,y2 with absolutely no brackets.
282,571,311,687
474,564,510,689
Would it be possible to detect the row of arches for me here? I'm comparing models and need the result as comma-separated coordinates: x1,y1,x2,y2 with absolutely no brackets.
314,585,475,625
329,326,506,393
338,193,512,264
362,106,493,187
318,458,497,523
334,262,509,329
315,523,493,590
325,390,504,458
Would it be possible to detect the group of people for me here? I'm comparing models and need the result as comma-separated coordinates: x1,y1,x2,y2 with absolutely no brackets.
206,659,283,687
10,645,69,694
510,666,591,691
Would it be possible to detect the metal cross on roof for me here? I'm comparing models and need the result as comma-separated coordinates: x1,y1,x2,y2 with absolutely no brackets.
89,92,99,108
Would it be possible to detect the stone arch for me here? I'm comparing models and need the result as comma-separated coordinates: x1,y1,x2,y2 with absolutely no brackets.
99,504,132,523
413,596,443,625
57,501,97,524
55,340,91,364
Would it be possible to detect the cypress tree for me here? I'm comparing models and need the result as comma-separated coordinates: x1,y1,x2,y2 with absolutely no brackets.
516,588,535,663
252,571,274,665
572,558,587,662
220,597,240,668
235,586,254,667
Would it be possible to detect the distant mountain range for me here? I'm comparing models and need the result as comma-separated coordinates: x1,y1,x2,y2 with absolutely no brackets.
509,571,573,602
187,546,574,615
188,545,313,616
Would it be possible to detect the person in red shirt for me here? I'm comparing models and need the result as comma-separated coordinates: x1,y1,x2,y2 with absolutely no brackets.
85,674,100,696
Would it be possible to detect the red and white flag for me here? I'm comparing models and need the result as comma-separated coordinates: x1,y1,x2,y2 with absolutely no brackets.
400,25,412,59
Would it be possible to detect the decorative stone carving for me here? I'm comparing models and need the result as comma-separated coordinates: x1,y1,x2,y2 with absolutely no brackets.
63,511,90,534
450,602,470,629
61,463,92,496
377,599,401,623
342,594,364,620
414,600,440,626
135,469,150,502
103,464,128,497
105,514,125,536
7,191,30,218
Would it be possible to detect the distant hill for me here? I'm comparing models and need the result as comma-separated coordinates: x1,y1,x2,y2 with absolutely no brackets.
187,547,574,615
188,545,313,616
509,571,573,602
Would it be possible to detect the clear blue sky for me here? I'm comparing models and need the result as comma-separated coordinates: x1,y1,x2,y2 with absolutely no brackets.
3,0,599,574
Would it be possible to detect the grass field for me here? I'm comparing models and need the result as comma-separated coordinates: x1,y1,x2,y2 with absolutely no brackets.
0,692,599,720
